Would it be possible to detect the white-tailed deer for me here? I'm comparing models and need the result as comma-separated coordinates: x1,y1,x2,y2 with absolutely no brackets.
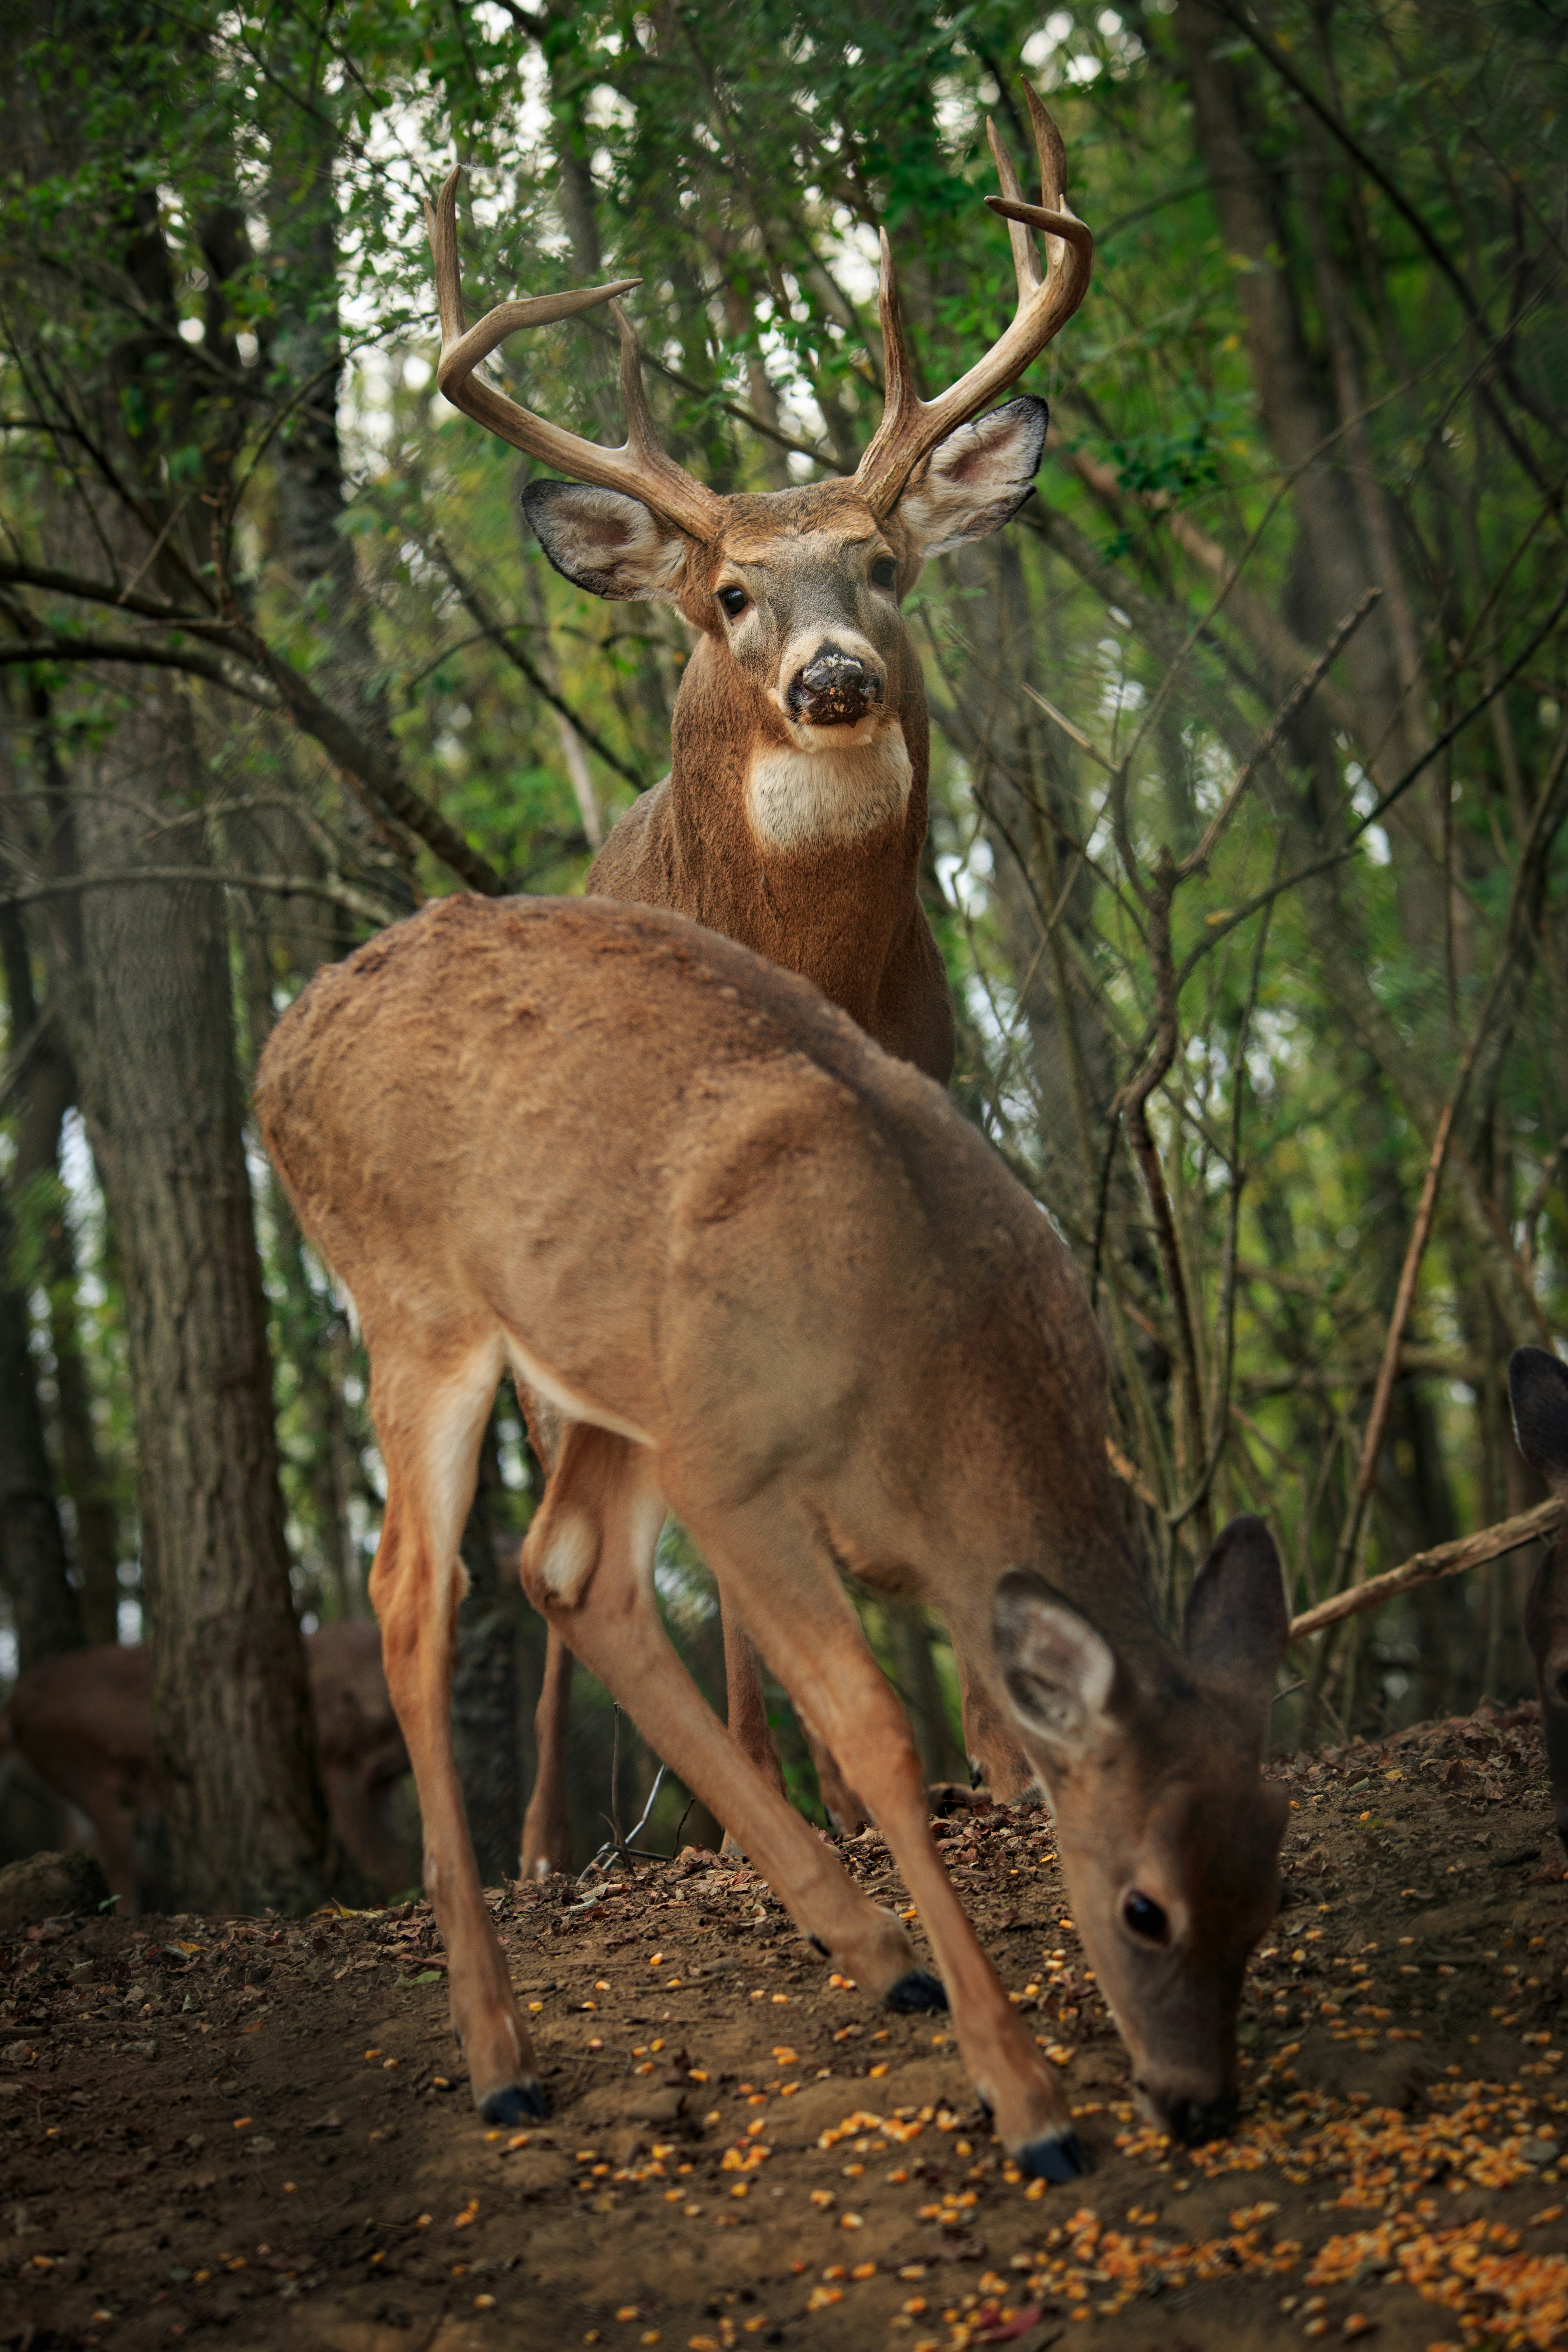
1508,1345,1568,1851
258,895,1288,2172
0,1624,413,1907
425,83,1093,1869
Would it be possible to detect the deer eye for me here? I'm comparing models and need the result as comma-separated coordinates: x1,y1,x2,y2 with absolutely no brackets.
871,557,898,589
1123,1891,1169,1943
717,584,748,617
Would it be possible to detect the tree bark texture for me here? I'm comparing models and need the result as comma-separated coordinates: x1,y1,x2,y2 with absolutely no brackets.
0,867,84,1669
0,1172,83,1673
52,676,334,1913
452,1424,522,1886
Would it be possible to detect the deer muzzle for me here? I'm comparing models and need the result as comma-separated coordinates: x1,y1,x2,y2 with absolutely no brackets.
1136,2080,1239,2146
786,648,884,728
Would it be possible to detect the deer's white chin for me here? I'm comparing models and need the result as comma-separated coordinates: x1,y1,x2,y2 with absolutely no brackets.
744,726,913,849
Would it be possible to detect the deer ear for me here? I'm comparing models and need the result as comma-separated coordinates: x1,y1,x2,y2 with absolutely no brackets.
1183,1515,1289,1717
895,396,1048,561
522,480,689,601
1510,1347,1568,1491
992,1569,1118,1763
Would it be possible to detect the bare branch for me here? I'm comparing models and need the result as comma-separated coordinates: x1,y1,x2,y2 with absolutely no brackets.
1290,1498,1564,1643
0,865,396,927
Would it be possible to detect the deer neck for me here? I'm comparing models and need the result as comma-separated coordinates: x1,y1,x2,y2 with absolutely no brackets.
659,640,931,1026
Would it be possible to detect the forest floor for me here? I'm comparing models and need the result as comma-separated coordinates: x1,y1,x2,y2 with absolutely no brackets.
4,1704,1568,2352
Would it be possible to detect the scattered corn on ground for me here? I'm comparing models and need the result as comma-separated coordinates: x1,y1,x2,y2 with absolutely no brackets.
2,1701,1565,2348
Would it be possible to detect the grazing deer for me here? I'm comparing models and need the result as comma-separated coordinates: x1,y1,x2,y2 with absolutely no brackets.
258,895,1288,2171
1508,1346,1568,1851
425,85,1093,1870
0,1624,413,1907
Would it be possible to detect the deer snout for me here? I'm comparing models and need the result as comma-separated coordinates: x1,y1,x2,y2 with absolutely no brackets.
786,645,884,727
1135,2078,1238,2146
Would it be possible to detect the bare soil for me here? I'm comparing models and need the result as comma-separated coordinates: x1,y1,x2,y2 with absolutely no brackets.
4,1704,1568,2352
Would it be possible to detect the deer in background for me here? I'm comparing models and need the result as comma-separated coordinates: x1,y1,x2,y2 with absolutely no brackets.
259,894,1289,2173
425,83,1094,1872
0,1623,414,1907
1509,1346,1568,1851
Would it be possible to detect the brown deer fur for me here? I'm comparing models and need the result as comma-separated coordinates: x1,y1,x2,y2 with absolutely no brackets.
512,425,1051,1870
582,482,951,1071
426,86,1095,1874
0,1623,413,1907
257,894,1288,2173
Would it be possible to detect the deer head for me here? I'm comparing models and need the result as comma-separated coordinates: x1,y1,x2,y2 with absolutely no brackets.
993,1515,1290,2143
424,85,1091,808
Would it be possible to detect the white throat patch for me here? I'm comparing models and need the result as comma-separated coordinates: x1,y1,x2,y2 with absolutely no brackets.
744,728,913,850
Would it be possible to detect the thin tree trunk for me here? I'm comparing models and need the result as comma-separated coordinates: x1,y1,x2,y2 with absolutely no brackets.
2,886,120,1643
453,1422,522,1886
0,885,85,1669
0,1171,82,1673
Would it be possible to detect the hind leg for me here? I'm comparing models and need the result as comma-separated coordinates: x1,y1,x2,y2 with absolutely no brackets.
519,1629,576,1878
524,1424,922,1996
369,1338,542,2125
954,1633,1037,1802
513,1383,576,1879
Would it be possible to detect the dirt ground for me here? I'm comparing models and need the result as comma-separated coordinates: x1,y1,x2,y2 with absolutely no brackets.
4,1704,1568,2352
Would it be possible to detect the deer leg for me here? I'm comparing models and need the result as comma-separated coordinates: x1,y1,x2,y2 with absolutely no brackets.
718,1613,784,1859
369,1343,542,2126
519,1628,576,1878
722,1614,784,1790
704,1521,1085,2179
515,1379,577,1880
953,1635,1037,1803
524,1426,920,1998
93,1802,141,1913
803,1725,870,1833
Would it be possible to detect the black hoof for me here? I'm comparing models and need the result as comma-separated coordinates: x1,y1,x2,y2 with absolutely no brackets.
1018,2127,1090,2183
882,1968,948,2014
481,2080,549,2127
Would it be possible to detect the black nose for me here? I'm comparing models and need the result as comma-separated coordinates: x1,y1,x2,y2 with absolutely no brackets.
1156,2088,1239,2146
786,647,882,726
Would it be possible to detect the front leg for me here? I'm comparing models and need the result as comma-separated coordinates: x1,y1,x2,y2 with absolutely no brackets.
523,1425,923,2002
695,1505,1086,2180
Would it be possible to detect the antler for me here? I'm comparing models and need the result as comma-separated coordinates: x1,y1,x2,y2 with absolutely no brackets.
852,83,1094,518
423,170,726,543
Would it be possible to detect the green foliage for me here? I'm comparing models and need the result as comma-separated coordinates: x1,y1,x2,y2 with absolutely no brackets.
1,0,1565,1791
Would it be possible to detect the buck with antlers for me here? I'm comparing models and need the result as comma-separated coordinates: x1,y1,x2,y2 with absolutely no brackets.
259,894,1289,2174
425,87,1094,1871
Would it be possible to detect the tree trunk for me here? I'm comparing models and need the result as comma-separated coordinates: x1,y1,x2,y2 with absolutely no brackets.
0,1172,82,1674
453,1423,522,1886
54,676,335,1914
0,880,85,1670
1,875,120,1644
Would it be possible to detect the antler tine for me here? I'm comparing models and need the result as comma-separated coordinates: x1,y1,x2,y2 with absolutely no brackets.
852,85,1094,520
985,116,1043,297
423,169,725,543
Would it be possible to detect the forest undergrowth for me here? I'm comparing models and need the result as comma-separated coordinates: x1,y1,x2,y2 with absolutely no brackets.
5,1710,1568,2352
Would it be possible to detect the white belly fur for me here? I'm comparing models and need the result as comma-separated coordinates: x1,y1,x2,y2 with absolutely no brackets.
745,728,912,849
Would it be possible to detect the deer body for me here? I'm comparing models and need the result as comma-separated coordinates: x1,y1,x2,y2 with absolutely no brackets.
425,81,1094,1874
259,894,1289,2171
0,1624,413,1907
